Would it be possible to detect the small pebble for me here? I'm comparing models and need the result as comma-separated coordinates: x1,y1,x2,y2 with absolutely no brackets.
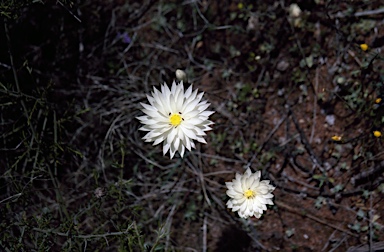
325,114,335,126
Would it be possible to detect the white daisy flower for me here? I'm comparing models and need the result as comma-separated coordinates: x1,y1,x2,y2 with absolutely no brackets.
137,81,214,159
226,168,275,219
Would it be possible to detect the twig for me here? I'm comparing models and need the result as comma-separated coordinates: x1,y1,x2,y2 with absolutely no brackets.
197,153,244,163
354,8,384,17
328,235,347,252
270,173,363,198
290,109,324,172
275,200,359,238
203,216,207,252
348,50,362,67
247,221,268,251
57,0,82,23
185,156,212,206
249,114,288,166
33,223,135,239
333,7,384,18
369,193,373,252
351,160,384,186
0,61,11,69
192,0,210,25
0,193,22,204
164,205,176,251
321,230,337,251
309,67,319,143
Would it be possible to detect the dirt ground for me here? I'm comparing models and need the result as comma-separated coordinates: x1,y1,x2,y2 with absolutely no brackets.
1,0,384,251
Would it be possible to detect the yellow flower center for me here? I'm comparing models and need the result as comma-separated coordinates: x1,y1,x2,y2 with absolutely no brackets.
169,113,182,126
244,189,255,199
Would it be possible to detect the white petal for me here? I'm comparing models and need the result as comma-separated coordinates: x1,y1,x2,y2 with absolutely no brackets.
233,180,243,194
184,84,193,98
169,148,176,159
195,136,207,144
179,144,185,157
183,135,192,151
163,143,170,156
199,110,215,117
173,136,181,152
166,128,177,145
180,127,198,140
140,102,156,111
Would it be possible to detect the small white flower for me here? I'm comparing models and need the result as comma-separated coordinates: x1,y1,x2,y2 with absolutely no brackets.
226,168,275,219
175,69,187,82
289,3,302,18
137,81,214,159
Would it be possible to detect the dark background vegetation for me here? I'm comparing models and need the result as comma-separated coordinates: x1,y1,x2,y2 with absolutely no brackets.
1,0,384,251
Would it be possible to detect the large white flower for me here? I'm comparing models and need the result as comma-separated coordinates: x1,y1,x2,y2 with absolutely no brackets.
137,81,214,159
226,168,275,219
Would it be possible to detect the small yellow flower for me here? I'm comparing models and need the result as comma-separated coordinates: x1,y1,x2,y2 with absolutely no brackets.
360,44,368,51
373,131,381,138
375,98,382,104
331,135,342,141
238,3,244,9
